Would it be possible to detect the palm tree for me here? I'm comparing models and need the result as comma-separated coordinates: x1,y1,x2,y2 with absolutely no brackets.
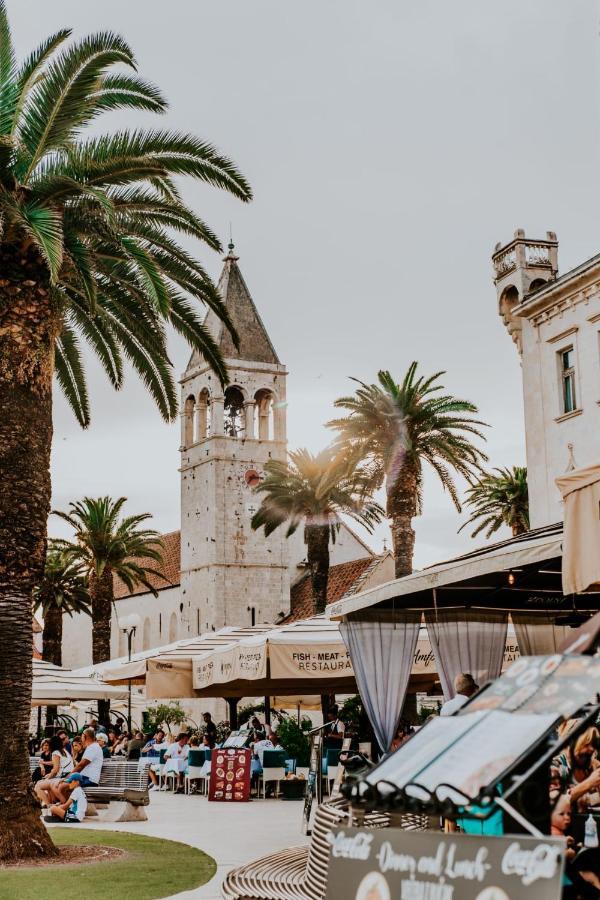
328,363,488,578
460,466,529,539
0,6,250,859
33,543,90,669
251,448,384,614
55,497,164,724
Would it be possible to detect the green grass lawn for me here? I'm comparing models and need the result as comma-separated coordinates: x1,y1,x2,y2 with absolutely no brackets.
0,829,217,900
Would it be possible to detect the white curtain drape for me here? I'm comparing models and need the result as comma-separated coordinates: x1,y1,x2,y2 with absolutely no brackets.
511,611,569,656
340,610,421,753
424,607,508,699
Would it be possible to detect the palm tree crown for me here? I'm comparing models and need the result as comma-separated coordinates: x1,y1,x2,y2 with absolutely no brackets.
460,466,529,539
55,496,164,592
0,5,252,424
328,363,488,577
251,447,383,613
32,543,90,668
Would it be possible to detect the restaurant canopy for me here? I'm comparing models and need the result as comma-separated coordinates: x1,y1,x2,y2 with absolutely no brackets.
556,463,600,596
327,521,600,750
96,616,455,700
32,659,128,706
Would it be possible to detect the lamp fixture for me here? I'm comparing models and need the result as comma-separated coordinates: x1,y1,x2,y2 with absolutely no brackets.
507,571,515,587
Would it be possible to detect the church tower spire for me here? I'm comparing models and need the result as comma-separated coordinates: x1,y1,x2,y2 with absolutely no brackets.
179,246,289,634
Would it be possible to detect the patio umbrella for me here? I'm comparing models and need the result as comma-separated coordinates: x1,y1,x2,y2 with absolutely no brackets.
556,463,600,596
32,658,128,706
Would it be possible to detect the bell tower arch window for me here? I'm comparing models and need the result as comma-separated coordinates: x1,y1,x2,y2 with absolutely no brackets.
196,388,211,441
254,389,275,441
224,386,246,438
183,395,195,448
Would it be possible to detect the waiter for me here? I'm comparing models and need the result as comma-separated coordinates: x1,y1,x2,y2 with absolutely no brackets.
324,707,345,749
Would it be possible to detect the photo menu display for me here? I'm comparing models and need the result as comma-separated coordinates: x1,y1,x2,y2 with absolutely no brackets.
464,653,600,719
208,747,252,802
367,710,557,805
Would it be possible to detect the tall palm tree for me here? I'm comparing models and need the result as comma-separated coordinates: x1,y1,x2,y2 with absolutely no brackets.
55,496,164,723
460,466,529,539
251,448,384,614
0,6,250,859
328,363,488,578
33,543,90,668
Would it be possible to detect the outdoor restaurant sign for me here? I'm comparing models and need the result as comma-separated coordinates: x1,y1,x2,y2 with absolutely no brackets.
208,747,252,802
269,642,353,679
325,828,564,900
192,642,267,689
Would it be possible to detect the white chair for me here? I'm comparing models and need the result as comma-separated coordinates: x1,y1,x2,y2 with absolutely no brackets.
161,757,180,791
259,750,286,799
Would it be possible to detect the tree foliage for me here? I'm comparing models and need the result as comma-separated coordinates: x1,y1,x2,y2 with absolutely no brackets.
460,465,529,538
0,3,252,425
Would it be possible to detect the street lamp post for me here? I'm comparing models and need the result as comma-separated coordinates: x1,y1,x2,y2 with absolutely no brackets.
120,613,141,731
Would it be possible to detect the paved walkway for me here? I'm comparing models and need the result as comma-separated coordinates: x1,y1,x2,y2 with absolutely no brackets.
75,790,309,898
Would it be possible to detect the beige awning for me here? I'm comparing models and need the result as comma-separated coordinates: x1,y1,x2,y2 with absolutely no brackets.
32,659,128,705
328,528,564,619
556,463,600,596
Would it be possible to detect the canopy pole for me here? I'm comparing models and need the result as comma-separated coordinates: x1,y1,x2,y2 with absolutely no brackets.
264,696,271,726
227,697,240,730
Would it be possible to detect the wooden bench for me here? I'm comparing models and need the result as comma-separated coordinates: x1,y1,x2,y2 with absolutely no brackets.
30,756,151,822
220,796,427,899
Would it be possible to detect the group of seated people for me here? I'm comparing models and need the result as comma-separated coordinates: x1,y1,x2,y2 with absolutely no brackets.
549,720,600,895
32,727,104,823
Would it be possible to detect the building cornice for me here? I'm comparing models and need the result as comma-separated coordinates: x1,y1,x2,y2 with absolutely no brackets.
514,253,600,320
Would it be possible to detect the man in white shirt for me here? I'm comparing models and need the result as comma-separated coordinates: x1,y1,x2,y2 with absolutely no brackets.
440,673,478,717
164,732,189,792
52,728,104,802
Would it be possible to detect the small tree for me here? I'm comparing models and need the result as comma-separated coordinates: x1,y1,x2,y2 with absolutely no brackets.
145,702,187,734
460,466,529,538
277,716,311,767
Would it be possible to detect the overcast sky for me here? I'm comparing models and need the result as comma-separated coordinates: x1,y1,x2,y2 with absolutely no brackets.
9,1,600,566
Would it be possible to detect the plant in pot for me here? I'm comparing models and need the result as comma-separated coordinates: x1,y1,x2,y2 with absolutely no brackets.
277,717,311,800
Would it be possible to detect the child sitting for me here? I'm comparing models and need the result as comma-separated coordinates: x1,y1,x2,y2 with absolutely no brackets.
47,779,87,823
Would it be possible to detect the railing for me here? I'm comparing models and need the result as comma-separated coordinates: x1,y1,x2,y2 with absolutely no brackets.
525,243,552,266
493,247,516,276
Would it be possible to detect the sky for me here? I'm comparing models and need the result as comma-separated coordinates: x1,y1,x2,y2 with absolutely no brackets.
8,1,600,567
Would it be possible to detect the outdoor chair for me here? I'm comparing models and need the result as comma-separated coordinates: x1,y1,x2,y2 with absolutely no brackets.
184,749,206,794
259,749,286,799
156,747,168,788
221,794,428,899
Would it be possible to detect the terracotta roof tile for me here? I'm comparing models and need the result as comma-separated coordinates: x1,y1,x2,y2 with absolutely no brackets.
283,556,377,623
113,530,181,599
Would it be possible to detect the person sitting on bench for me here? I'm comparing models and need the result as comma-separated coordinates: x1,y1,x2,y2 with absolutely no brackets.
47,780,87,823
50,728,104,803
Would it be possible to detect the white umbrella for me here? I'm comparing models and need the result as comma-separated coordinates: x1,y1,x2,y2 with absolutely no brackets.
32,658,128,705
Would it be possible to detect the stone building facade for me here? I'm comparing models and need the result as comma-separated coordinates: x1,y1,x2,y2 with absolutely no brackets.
62,247,377,670
493,230,600,526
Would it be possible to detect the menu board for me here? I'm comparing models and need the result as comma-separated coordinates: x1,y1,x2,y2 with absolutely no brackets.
465,654,600,719
366,709,558,805
325,827,564,900
208,747,251,802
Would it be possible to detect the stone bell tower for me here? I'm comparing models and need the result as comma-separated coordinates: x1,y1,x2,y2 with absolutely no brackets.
179,244,289,634
492,228,558,353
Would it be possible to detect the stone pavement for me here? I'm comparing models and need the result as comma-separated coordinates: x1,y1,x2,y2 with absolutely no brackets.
72,790,310,898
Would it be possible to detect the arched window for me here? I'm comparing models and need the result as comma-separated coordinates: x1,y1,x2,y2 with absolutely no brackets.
183,395,195,447
142,617,151,651
254,389,274,441
195,388,211,441
168,611,177,643
224,386,246,438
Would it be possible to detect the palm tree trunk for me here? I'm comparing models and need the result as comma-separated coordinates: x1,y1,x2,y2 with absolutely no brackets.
42,604,63,667
89,567,114,727
0,249,59,860
387,464,418,579
305,523,330,615
42,604,63,727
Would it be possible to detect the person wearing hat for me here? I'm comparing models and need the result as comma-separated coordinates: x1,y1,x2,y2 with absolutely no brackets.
440,673,478,716
96,732,112,758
